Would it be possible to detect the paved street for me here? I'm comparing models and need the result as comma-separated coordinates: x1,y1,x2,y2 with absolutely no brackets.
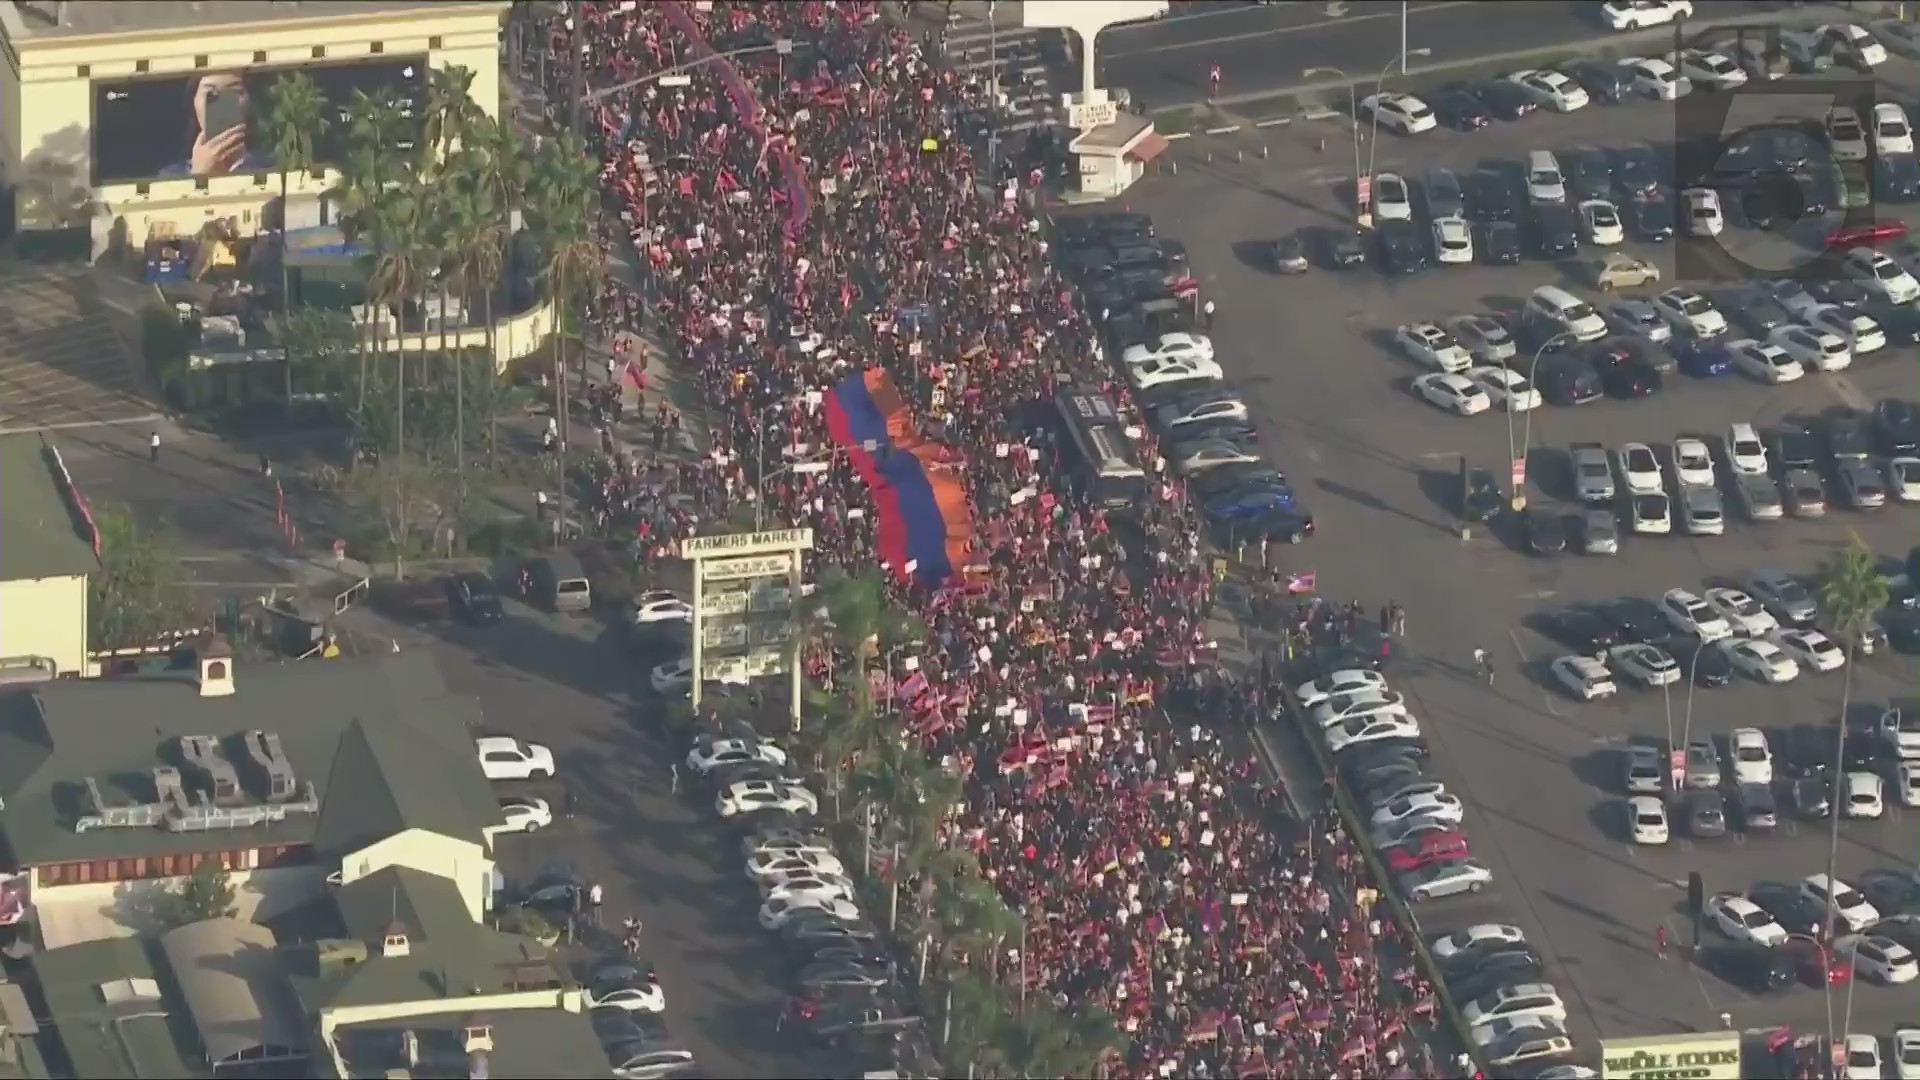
1107,53,1920,1052
1100,1,1799,111
0,264,156,433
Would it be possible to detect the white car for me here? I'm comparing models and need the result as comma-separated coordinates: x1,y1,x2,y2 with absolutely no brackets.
687,738,790,775
745,849,847,881
1844,1034,1886,1080
1551,655,1617,700
1681,186,1722,236
1874,102,1916,155
760,871,857,905
1724,639,1799,683
1310,689,1410,728
1370,790,1464,828
757,893,860,931
1449,314,1518,364
1607,643,1679,687
1172,439,1261,474
716,778,819,818
1676,48,1747,89
1630,493,1672,535
1296,668,1389,709
493,795,554,834
631,589,693,624
649,657,695,696
1395,323,1473,372
1524,153,1567,204
1579,199,1624,245
1707,894,1789,946
1623,56,1691,99
1431,216,1474,264
1661,589,1733,640
476,736,557,780
1604,298,1671,342
1653,287,1727,338
1616,442,1664,495
1730,338,1804,383
1361,91,1438,135
586,978,666,1014
1769,324,1850,373
1412,372,1491,416
1670,437,1716,488
1768,628,1846,672
1896,1028,1920,1080
1902,762,1920,808
1803,874,1881,932
1374,171,1415,221
1768,278,1825,318
1807,305,1884,356
1704,587,1777,637
1128,354,1224,390
1120,331,1215,367
1465,366,1541,411
1847,249,1920,305
742,830,834,859
1463,983,1568,1030
1627,795,1670,844
1842,935,1919,984
1825,22,1889,67
1827,106,1871,161
1509,69,1589,111
1431,923,1527,962
1325,713,1422,755
1602,0,1693,30
1724,423,1768,475
1890,457,1920,502
1729,728,1774,784
1845,771,1885,819
1678,485,1724,536
612,1048,695,1080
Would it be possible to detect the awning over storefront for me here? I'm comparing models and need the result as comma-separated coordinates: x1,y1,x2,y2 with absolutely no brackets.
1126,131,1171,164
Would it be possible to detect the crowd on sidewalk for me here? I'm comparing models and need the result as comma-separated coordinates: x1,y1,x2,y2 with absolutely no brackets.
532,2,1448,1075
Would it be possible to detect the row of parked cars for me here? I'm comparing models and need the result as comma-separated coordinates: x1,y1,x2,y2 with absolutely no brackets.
1293,653,1595,1076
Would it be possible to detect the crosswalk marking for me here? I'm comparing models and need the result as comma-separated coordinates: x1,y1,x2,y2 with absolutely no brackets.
942,20,1059,133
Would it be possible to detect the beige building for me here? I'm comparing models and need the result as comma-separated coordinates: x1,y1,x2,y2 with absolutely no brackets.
0,432,98,680
0,0,509,251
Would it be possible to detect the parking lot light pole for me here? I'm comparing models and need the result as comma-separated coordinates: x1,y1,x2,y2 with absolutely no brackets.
1364,47,1432,221
1510,332,1576,512
1302,67,1363,226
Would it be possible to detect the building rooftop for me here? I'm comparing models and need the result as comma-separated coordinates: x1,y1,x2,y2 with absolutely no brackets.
0,1,503,43
158,918,307,1070
0,434,99,583
0,980,50,1080
0,651,500,871
290,865,568,1014
333,1009,612,1079
31,936,203,1079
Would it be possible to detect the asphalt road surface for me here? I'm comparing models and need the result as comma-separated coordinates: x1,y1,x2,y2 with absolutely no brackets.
1098,0,1768,111
1109,54,1920,1055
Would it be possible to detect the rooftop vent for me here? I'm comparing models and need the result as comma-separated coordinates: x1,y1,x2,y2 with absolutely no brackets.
196,637,234,698
381,921,410,959
461,1018,492,1056
150,766,191,816
96,978,161,1004
241,729,297,801
176,735,241,803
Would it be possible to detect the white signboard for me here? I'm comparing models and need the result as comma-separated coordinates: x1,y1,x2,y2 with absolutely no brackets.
1068,100,1118,131
702,621,750,650
681,528,814,559
701,647,790,684
701,586,751,618
699,553,796,582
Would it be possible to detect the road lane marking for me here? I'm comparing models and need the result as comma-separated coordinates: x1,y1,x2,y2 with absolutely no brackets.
1104,0,1477,56
1506,626,1562,718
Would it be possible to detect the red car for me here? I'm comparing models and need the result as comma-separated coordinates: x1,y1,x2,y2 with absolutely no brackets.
1826,219,1908,249
1783,938,1853,987
1385,828,1470,872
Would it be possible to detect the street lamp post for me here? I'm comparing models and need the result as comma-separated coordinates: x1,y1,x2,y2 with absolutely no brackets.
1302,66,1364,227
1509,332,1575,511
1363,47,1432,228
581,39,795,102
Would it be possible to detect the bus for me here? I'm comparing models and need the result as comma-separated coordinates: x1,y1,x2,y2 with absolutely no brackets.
1054,385,1146,512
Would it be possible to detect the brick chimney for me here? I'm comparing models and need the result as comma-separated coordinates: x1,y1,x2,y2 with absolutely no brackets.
197,636,234,698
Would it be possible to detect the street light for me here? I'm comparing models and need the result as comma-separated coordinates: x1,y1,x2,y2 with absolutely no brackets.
1508,331,1575,511
1302,66,1364,227
1363,47,1432,228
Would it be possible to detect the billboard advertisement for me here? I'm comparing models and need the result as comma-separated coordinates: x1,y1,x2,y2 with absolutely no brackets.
91,56,427,185
1601,1032,1741,1080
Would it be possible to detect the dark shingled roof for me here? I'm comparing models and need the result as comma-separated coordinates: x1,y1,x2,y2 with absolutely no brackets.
0,651,498,871
0,434,98,583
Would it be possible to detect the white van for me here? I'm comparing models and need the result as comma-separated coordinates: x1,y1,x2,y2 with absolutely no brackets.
1525,150,1567,203
1525,286,1608,343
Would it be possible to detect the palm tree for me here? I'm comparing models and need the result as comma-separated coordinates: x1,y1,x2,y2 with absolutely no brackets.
423,65,483,161
333,90,413,414
461,115,530,458
365,192,430,461
259,71,327,413
812,568,922,708
1817,532,1890,1049
526,133,602,530
440,170,499,476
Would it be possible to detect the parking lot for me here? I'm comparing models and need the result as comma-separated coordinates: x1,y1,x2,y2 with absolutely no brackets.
1113,49,1920,1055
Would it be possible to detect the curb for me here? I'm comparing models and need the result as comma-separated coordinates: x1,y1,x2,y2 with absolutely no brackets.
1203,124,1242,136
1164,130,1192,141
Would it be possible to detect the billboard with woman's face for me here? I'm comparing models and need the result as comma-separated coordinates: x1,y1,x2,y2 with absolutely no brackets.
91,57,428,184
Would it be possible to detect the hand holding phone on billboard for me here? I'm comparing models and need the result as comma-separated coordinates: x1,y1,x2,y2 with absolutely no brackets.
188,73,252,176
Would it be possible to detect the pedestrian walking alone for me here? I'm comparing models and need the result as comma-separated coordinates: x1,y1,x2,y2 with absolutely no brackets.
149,430,161,462
1202,297,1216,330
1655,924,1669,958
587,881,604,928
669,762,680,794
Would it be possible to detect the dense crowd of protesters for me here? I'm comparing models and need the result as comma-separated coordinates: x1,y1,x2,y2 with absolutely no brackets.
531,2,1450,1075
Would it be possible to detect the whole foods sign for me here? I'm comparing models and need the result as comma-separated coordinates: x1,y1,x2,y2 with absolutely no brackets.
1601,1033,1740,1080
